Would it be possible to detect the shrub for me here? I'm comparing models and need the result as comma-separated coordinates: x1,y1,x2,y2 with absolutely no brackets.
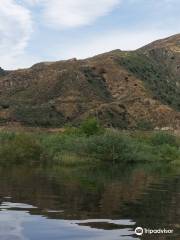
82,133,155,163
157,144,180,162
0,131,16,142
136,120,154,130
0,130,179,166
150,132,178,147
80,118,103,136
0,134,43,165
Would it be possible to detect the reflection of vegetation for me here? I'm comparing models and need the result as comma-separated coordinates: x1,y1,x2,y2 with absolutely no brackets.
0,163,179,222
0,124,179,166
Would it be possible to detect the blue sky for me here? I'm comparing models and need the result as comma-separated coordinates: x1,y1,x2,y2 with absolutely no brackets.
0,0,180,69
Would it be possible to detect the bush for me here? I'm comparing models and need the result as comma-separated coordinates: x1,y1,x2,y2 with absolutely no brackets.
0,130,179,166
136,120,154,130
0,134,43,165
0,131,16,142
150,132,178,147
82,133,156,163
157,144,180,162
80,118,103,136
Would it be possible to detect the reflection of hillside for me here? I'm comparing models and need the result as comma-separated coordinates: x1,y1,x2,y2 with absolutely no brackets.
100,170,156,218
127,176,180,230
0,166,158,220
0,165,180,236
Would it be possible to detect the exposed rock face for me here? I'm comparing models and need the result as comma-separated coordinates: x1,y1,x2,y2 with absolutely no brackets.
0,34,180,129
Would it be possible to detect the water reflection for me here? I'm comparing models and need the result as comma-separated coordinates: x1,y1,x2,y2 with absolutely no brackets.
0,203,135,240
0,164,179,239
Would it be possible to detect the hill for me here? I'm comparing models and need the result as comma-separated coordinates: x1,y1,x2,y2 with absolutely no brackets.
0,34,179,129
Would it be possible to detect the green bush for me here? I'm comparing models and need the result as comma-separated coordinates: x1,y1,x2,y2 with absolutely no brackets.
0,134,43,165
0,130,179,166
157,144,180,162
80,118,103,136
150,132,178,147
136,120,154,130
0,131,16,142
82,133,156,163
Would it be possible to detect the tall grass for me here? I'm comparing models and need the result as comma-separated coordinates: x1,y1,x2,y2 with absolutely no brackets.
0,129,179,166
0,133,43,165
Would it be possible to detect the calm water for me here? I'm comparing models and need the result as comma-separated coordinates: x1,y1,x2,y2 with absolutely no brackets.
0,164,179,240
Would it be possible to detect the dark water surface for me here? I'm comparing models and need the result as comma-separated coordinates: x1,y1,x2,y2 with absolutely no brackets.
0,164,179,240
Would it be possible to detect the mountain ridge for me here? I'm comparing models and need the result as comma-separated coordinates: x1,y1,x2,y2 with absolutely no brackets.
0,34,180,129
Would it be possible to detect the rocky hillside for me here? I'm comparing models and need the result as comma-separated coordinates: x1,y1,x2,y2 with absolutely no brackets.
0,34,180,129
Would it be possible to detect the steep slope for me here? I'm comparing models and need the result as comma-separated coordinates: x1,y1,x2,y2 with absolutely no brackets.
139,34,180,110
0,35,180,129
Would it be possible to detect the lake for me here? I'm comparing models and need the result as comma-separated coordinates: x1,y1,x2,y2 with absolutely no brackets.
0,164,179,240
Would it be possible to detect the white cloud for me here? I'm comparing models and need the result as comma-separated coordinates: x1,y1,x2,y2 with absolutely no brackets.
0,0,32,69
23,0,121,28
1,53,42,70
0,210,28,240
1,0,179,69
0,0,122,69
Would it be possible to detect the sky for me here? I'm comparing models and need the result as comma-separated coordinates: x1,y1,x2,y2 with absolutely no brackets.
0,0,180,69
